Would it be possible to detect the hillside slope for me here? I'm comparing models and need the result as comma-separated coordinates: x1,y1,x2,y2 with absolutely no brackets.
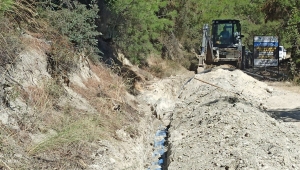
0,33,163,169
1,33,300,170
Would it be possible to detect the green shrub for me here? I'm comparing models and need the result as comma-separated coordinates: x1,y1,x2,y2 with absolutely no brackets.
38,0,101,62
105,0,176,64
0,0,14,13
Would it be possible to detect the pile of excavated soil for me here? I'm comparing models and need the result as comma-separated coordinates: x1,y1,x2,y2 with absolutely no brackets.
159,68,300,169
3,35,300,170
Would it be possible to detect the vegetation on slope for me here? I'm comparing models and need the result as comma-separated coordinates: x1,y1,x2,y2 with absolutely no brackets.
0,0,140,169
2,0,299,77
0,0,299,168
261,0,300,81
103,0,299,79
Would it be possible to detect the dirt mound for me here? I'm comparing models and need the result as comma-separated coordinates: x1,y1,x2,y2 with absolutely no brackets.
2,33,300,170
165,68,300,169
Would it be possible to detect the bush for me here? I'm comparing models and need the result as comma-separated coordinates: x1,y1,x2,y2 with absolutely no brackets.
38,0,101,63
46,33,78,74
105,0,175,64
0,0,14,13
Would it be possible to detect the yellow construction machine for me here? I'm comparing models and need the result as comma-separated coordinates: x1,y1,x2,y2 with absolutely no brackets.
198,19,246,73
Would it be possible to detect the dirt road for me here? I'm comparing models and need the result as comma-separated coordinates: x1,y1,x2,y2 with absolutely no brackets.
265,81,300,127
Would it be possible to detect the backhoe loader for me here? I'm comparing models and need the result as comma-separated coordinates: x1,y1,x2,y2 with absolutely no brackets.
198,19,245,73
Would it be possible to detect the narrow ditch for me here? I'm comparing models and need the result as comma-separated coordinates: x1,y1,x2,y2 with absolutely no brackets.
148,125,170,170
147,75,194,170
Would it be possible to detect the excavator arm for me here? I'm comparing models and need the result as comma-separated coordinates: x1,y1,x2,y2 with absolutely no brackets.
198,24,213,69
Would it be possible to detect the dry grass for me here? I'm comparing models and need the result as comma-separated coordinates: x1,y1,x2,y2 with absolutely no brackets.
18,59,140,165
27,117,102,155
0,119,31,169
0,27,141,169
6,0,38,28
71,62,140,137
20,31,51,54
25,86,52,112
22,61,141,168
0,17,23,67
145,55,188,78
0,2,141,168
23,79,64,114
16,80,106,168
91,63,126,100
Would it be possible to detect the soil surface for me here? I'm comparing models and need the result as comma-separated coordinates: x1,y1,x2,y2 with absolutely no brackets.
1,34,300,169
139,67,300,170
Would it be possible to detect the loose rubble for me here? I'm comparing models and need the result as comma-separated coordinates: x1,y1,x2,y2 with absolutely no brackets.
161,69,300,169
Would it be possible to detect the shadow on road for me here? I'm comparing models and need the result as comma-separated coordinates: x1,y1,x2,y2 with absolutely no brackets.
267,107,300,122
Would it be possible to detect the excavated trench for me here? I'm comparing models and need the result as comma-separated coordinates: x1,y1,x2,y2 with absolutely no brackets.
149,126,170,170
146,74,196,170
141,66,300,170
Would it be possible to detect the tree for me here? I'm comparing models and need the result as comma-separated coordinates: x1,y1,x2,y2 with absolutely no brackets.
32,0,102,77
262,0,300,64
104,0,176,64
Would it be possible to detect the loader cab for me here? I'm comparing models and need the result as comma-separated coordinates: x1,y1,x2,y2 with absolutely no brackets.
212,20,242,47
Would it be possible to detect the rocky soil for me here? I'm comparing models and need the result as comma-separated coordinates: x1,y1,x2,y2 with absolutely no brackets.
140,67,300,170
0,34,157,169
1,34,300,170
